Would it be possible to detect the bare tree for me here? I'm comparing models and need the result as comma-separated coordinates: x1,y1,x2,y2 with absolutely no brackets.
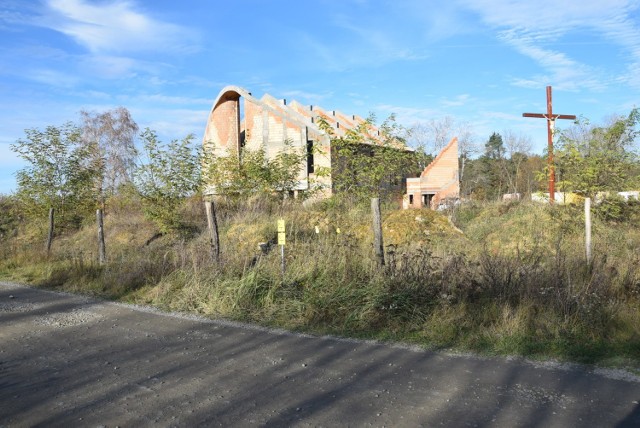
409,116,478,184
81,107,139,203
409,116,454,155
500,130,532,195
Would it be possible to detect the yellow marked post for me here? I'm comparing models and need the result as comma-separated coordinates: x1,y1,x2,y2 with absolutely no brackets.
277,219,286,246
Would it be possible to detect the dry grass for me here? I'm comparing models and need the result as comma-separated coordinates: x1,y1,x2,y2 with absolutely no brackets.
2,196,640,368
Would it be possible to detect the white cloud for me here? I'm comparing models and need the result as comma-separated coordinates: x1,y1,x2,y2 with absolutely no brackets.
80,54,139,79
459,0,640,90
128,94,212,106
375,103,440,124
459,0,632,31
498,29,606,91
332,16,428,62
27,68,79,87
138,108,208,140
280,89,334,104
293,7,429,72
441,94,472,107
42,0,199,54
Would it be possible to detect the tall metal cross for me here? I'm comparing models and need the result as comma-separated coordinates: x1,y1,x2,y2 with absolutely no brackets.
523,86,576,204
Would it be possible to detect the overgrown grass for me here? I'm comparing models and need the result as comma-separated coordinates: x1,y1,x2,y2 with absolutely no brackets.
1,196,640,369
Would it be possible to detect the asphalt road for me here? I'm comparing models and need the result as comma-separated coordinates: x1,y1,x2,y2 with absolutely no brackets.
1,281,639,427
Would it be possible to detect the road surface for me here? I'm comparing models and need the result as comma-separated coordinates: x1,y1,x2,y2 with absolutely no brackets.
1,281,639,427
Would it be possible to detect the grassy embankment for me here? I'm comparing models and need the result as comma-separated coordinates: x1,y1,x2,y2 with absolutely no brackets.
1,195,639,368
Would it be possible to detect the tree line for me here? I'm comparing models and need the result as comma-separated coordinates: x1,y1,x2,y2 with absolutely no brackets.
4,106,639,244
9,108,201,237
414,110,640,201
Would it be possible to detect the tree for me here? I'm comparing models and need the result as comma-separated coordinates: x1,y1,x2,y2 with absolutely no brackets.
484,132,505,160
80,107,139,205
409,116,477,185
11,122,100,230
519,155,546,196
134,129,201,234
477,132,507,200
319,114,416,202
555,109,640,198
500,130,532,194
410,116,454,155
203,139,309,199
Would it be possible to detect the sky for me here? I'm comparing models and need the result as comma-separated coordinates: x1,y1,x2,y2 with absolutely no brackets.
1,0,639,194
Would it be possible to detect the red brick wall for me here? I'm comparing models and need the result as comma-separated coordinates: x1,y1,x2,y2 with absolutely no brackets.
209,93,240,150
405,137,459,209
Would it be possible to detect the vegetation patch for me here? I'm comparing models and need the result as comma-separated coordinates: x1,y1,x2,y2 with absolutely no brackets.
2,107,640,372
3,196,640,371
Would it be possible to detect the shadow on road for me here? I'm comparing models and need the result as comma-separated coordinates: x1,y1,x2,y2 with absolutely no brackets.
1,283,639,427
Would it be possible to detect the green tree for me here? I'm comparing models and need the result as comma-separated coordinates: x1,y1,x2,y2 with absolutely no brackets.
203,140,309,199
134,129,201,234
11,122,100,230
477,132,507,200
318,114,416,202
555,109,640,198
484,132,505,160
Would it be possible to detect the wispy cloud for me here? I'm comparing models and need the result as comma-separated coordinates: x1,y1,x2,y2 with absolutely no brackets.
280,89,334,104
498,29,606,91
42,0,200,55
292,5,429,72
6,0,202,81
332,16,428,62
375,103,440,124
126,94,212,106
459,0,640,90
294,31,426,72
403,0,479,42
139,108,209,139
80,55,139,79
441,94,472,107
26,68,79,87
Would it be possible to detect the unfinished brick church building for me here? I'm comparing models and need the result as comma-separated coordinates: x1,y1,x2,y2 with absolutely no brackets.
202,85,459,207
404,137,459,209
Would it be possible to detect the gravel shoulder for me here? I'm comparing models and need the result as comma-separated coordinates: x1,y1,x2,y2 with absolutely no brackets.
1,280,640,427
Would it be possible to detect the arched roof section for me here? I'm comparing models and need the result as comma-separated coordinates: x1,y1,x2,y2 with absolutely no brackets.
202,85,256,149
210,85,254,111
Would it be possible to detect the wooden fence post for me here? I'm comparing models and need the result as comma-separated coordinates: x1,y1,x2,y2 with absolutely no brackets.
97,208,106,265
585,197,592,266
205,200,220,263
371,197,385,266
46,207,54,257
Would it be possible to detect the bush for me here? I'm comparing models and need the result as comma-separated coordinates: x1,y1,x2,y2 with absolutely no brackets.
2,198,640,367
594,195,640,222
134,129,201,235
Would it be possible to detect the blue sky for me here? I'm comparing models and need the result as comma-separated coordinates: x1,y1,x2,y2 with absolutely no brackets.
1,0,639,194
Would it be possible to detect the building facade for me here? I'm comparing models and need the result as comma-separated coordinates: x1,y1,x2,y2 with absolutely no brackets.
404,137,459,209
203,85,459,207
202,85,398,197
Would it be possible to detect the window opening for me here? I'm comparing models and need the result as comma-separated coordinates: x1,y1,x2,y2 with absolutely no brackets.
306,140,315,173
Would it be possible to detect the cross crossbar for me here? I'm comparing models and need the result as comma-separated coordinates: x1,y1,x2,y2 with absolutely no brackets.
522,113,576,120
